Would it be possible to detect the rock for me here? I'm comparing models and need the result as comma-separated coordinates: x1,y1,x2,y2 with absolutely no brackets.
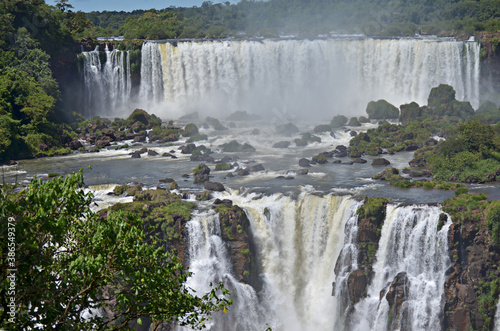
138,147,148,154
331,159,341,164
330,115,348,128
312,154,328,164
95,136,112,148
287,169,308,175
206,117,227,130
313,124,332,133
133,135,146,143
366,99,399,119
372,158,391,166
349,150,362,158
69,139,83,150
131,121,146,132
235,168,250,176
183,123,199,137
190,154,215,162
299,158,311,167
248,164,265,172
131,152,141,158
179,143,197,154
276,122,299,136
159,178,175,183
272,141,290,148
352,158,367,164
148,149,159,156
350,130,358,137
348,117,361,126
386,272,410,331
213,198,233,206
193,164,211,184
373,167,399,180
335,151,348,158
204,181,225,192
348,270,368,304
227,111,260,121
220,140,256,153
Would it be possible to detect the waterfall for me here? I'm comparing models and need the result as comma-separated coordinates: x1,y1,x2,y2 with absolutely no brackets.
81,45,131,117
180,192,360,330
350,205,451,331
80,38,481,118
495,297,500,331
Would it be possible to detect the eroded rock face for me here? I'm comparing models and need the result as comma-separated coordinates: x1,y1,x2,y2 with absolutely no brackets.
216,204,260,288
386,272,410,331
347,270,368,304
443,217,500,331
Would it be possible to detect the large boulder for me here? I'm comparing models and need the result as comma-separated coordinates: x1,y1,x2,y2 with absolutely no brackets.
399,102,422,124
299,158,311,167
183,123,199,137
372,158,391,166
428,84,456,106
276,122,299,136
204,181,225,192
193,164,210,184
348,270,368,304
330,115,348,128
220,140,256,153
366,99,399,119
314,124,332,133
127,109,161,127
272,141,290,149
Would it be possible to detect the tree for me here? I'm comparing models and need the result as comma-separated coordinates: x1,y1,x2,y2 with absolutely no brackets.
0,170,231,330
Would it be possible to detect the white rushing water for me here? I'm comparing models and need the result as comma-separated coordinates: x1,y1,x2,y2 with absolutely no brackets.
176,193,454,331
495,296,500,331
82,38,480,119
82,45,131,117
180,191,360,331
350,205,451,331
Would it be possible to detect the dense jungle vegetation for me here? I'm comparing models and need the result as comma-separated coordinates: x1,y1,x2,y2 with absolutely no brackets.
82,0,500,39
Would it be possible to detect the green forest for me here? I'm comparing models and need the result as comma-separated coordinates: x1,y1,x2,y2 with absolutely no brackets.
83,0,500,40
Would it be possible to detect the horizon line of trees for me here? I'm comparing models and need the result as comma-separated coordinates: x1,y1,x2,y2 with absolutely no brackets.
80,0,500,40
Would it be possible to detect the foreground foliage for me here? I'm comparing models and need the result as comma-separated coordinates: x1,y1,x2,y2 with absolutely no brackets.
0,170,231,330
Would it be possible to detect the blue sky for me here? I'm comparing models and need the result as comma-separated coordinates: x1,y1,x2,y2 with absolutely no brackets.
45,0,238,12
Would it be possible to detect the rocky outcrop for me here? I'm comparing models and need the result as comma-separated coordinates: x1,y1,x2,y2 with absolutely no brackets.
215,203,260,287
386,272,410,331
442,196,500,331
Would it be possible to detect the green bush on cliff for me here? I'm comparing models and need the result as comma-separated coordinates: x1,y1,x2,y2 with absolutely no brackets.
486,202,500,249
357,197,388,224
425,121,500,183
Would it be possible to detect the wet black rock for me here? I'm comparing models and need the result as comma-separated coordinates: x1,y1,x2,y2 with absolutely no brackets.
248,164,265,172
148,149,159,156
272,141,291,148
299,158,311,167
204,181,225,192
179,143,197,154
372,158,391,166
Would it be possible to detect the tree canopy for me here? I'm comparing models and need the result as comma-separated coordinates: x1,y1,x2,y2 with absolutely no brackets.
0,170,231,330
